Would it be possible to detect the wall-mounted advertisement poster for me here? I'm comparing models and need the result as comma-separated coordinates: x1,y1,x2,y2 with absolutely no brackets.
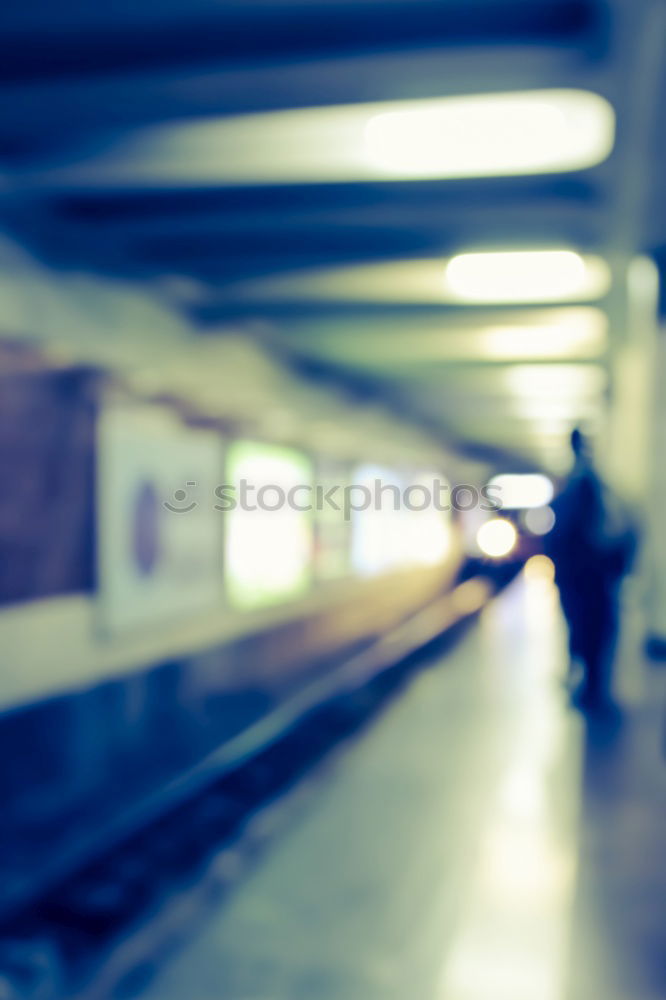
224,441,314,609
97,402,224,634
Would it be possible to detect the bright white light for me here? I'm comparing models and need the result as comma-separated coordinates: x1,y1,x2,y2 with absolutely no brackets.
504,364,608,397
445,250,611,304
490,474,554,510
402,472,454,567
225,442,313,608
474,310,607,360
441,307,607,363
477,518,518,559
508,397,602,421
350,465,405,577
364,89,615,179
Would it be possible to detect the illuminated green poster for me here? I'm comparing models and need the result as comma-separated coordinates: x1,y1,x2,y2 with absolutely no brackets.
224,441,314,609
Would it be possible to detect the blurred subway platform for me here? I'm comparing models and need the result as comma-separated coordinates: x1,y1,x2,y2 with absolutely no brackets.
122,566,666,1000
2,2,666,998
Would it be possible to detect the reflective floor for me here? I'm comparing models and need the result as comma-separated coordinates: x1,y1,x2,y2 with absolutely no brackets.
137,565,666,1000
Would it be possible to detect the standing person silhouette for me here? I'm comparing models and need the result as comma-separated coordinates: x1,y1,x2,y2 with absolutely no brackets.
546,429,636,711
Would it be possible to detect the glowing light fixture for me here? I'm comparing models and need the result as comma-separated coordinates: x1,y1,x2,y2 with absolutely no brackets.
524,554,556,580
489,474,554,510
49,90,615,188
229,258,610,308
225,442,313,609
364,89,615,178
468,309,607,360
445,250,611,304
503,364,607,397
283,307,607,366
477,518,518,558
508,397,602,421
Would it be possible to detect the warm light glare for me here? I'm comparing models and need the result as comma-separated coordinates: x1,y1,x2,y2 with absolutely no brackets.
445,250,611,304
490,474,554,510
524,555,556,580
364,89,615,179
477,518,518,558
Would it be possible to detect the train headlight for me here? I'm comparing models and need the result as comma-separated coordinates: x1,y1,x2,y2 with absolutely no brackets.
477,518,518,559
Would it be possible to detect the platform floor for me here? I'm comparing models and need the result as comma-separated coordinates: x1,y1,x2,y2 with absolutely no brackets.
137,565,666,1000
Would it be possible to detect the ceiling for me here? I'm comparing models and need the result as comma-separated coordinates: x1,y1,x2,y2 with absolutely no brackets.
1,0,665,471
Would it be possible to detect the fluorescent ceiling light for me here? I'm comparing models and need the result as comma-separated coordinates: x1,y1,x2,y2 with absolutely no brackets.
449,308,606,361
459,420,573,445
445,250,611,304
364,90,615,179
43,89,615,187
489,474,554,509
228,255,610,306
503,363,607,397
474,316,606,360
508,398,603,420
288,308,607,364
